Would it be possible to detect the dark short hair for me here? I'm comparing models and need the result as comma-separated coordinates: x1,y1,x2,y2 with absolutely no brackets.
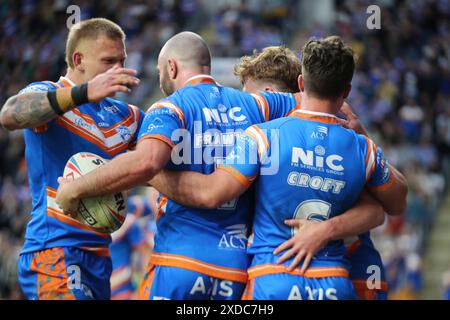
301,36,355,99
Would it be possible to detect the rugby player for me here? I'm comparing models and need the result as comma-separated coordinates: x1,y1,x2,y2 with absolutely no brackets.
0,18,143,300
55,32,386,300
234,45,392,299
144,36,408,299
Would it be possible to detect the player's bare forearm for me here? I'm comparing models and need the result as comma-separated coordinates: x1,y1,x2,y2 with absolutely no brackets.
0,92,57,130
150,170,204,207
151,168,247,209
369,164,408,216
1,67,140,131
70,152,151,198
67,139,171,199
151,170,229,208
275,191,385,271
325,191,385,241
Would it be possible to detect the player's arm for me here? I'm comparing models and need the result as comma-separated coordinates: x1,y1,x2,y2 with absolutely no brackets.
252,91,301,121
323,191,385,240
0,90,61,130
336,102,369,136
56,138,171,213
150,168,248,209
365,138,408,216
150,127,262,209
338,103,407,215
274,190,385,272
0,66,139,130
274,191,384,272
369,164,407,216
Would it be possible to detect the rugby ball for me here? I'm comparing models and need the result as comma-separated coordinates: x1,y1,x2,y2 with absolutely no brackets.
63,152,127,234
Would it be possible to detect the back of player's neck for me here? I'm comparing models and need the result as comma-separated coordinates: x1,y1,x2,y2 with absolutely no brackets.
300,94,340,116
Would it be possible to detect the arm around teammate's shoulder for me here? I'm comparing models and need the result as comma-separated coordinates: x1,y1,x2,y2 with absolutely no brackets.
150,168,247,209
364,137,408,216
369,164,408,216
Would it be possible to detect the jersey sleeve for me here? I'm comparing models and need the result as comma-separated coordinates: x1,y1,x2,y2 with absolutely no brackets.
364,137,395,190
251,91,301,121
18,81,56,94
138,100,185,148
127,105,145,149
217,125,268,187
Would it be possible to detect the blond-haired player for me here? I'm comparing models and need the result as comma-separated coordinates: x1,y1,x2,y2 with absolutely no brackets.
0,18,143,300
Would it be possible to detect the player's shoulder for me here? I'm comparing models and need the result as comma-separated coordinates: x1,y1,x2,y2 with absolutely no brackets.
146,96,180,113
176,83,250,102
170,84,200,101
19,80,59,94
257,90,297,102
353,131,374,148
255,115,297,131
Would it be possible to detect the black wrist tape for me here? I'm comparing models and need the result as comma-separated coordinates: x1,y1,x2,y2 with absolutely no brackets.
71,83,89,106
47,90,64,116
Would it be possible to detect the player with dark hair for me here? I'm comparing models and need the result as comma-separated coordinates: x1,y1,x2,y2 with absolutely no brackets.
234,45,392,300
55,33,394,300
146,36,408,299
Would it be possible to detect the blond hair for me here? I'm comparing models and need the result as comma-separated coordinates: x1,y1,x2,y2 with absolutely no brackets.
65,18,125,69
234,46,302,93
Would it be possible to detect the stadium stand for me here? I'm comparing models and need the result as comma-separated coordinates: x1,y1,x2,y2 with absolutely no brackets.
0,0,449,299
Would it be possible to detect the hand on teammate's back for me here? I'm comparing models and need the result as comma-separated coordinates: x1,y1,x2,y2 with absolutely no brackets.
337,102,369,137
87,66,140,103
273,219,330,274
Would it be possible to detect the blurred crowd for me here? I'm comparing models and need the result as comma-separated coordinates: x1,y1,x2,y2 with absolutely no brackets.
326,0,450,299
0,0,449,299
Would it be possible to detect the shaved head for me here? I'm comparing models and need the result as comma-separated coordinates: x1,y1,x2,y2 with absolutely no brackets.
160,31,211,69
157,32,212,96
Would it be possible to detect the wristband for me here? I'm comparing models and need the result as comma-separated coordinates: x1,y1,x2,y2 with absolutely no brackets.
47,90,65,115
71,83,89,106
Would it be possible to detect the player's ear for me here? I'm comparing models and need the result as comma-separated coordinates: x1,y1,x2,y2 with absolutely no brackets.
73,51,84,72
298,75,305,92
167,58,177,80
343,83,352,99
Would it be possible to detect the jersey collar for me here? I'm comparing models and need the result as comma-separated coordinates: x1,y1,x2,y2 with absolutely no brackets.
291,109,339,125
183,74,218,87
58,76,76,88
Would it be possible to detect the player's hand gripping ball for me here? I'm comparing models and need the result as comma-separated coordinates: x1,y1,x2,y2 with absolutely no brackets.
62,152,127,233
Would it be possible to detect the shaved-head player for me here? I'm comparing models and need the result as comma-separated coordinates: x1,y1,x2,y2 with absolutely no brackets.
56,32,386,300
